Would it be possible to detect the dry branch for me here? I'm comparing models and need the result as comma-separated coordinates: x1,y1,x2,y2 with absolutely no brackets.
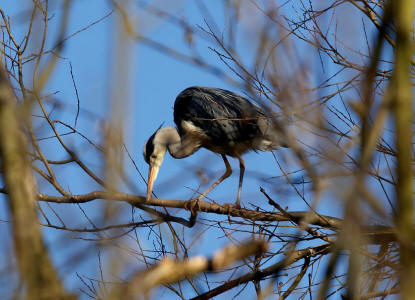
0,1,412,299
191,243,331,300
0,64,75,299
390,0,415,298
108,239,268,299
33,191,396,244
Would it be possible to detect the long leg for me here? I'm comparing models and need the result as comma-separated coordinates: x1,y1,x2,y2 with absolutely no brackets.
236,155,245,207
198,154,232,200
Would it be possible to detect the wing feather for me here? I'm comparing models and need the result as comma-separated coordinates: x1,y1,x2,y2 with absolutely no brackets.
174,87,264,147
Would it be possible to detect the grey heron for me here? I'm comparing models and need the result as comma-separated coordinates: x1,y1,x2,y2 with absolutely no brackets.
143,86,285,206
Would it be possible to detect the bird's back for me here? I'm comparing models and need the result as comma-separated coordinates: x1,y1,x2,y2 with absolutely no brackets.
173,86,271,156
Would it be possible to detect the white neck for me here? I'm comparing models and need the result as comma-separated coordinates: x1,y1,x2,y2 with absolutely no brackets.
155,127,200,159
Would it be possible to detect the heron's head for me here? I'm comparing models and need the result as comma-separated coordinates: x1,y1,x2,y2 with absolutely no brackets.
143,129,168,200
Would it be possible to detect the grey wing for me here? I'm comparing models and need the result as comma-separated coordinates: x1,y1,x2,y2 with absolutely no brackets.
174,87,264,145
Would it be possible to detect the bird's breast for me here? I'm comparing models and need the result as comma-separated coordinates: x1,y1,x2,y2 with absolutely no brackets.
204,143,252,157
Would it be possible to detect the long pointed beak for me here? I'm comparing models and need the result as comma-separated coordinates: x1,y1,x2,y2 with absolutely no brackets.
146,164,160,200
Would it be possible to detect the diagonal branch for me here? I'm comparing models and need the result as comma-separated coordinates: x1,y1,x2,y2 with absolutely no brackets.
190,243,331,300
107,239,268,299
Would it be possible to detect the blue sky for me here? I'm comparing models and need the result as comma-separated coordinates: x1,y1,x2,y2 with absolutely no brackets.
0,0,395,299
1,1,303,298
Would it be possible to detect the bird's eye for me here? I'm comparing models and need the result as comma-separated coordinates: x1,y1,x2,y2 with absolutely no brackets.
151,154,157,159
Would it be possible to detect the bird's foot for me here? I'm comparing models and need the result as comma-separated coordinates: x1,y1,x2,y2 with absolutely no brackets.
220,202,238,224
234,196,241,209
184,197,202,225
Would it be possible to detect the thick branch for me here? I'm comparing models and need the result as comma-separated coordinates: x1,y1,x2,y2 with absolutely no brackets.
37,191,342,226
34,191,396,244
391,0,415,298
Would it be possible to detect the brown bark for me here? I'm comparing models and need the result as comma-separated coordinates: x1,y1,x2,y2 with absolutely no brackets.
391,0,415,298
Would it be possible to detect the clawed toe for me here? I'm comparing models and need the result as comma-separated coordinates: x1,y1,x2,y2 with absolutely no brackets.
185,197,201,215
234,199,241,209
184,197,202,227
